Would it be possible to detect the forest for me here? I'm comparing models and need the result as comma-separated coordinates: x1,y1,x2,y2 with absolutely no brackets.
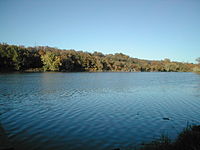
0,43,199,72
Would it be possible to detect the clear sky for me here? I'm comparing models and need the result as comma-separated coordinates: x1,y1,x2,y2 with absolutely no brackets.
0,0,199,63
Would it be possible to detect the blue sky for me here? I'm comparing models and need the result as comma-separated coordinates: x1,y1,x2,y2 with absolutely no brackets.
0,0,199,63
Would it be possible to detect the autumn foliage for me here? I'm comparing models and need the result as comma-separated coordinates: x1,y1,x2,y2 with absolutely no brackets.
0,43,198,72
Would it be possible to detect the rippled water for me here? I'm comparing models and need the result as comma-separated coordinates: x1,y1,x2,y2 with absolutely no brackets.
0,72,200,150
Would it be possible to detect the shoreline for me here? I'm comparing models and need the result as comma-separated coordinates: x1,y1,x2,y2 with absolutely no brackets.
0,70,197,74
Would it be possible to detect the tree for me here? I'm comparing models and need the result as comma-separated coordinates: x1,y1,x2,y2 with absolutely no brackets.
0,44,21,70
164,58,171,63
196,57,200,64
41,52,62,71
0,43,198,72
194,57,200,72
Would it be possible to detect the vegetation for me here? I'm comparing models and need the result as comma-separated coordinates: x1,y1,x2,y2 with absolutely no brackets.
194,57,200,73
139,125,200,150
0,43,199,72
196,57,200,64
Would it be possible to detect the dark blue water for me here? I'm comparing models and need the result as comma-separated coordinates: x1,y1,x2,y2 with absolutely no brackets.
0,72,200,150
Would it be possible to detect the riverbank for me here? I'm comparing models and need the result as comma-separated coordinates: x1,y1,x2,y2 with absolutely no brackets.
138,125,200,150
0,69,199,74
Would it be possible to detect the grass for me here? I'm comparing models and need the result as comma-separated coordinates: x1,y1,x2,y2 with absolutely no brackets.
139,125,200,150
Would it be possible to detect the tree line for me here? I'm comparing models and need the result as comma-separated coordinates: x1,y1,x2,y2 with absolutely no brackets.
0,43,199,72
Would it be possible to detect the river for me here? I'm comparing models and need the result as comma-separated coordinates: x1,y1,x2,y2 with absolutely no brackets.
0,72,200,150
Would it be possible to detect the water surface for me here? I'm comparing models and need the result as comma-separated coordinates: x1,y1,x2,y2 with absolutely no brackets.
0,72,200,150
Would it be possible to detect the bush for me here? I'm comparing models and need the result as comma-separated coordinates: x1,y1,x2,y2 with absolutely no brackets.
139,125,200,150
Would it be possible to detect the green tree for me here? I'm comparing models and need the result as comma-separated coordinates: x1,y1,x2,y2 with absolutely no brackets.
41,52,62,71
0,44,21,70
